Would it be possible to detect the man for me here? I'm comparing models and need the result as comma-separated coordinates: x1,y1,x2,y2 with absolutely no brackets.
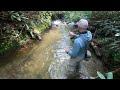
65,19,92,77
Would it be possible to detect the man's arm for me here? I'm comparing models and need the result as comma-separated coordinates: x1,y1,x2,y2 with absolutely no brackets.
67,40,80,57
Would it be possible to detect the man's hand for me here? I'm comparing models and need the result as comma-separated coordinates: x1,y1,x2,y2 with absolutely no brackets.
69,32,76,39
69,32,76,36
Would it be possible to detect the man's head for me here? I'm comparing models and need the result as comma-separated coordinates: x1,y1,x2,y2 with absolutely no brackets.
76,19,88,32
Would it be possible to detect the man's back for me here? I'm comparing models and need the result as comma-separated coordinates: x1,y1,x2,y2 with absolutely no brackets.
68,31,92,60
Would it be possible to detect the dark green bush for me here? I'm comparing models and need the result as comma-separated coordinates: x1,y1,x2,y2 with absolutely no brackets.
89,11,120,65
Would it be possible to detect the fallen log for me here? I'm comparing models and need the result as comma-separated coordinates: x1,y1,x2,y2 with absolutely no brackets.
90,41,102,57
90,40,114,70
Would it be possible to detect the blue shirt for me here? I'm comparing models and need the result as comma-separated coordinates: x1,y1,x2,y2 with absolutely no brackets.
68,31,92,60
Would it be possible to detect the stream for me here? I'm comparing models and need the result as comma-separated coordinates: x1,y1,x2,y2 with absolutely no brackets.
0,21,105,79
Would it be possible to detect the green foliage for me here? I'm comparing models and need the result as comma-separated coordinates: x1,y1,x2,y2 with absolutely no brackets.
0,11,58,56
97,71,113,79
89,11,120,36
113,51,120,62
64,11,92,23
97,71,106,79
98,37,114,44
0,40,19,56
107,72,113,79
89,11,120,66
10,11,29,22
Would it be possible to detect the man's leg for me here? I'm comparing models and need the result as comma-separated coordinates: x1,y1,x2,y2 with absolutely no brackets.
69,60,76,71
67,58,80,78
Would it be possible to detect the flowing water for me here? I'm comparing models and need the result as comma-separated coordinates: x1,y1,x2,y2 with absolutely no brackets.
0,28,62,79
0,22,105,79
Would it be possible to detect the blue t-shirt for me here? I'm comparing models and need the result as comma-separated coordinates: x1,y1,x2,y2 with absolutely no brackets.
68,31,92,60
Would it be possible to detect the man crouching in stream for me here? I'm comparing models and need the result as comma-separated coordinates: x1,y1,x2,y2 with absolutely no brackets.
65,19,92,78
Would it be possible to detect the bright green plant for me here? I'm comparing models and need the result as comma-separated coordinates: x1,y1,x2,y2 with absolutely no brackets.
97,71,113,79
